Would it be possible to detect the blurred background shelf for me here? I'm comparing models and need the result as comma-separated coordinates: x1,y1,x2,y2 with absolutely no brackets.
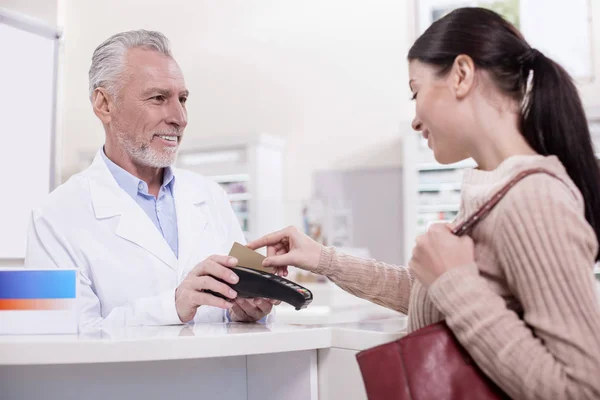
417,204,460,213
176,134,285,243
227,193,252,201
417,182,462,192
402,134,474,262
208,174,250,184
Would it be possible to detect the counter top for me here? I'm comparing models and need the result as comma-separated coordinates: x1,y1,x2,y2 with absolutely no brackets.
0,317,407,366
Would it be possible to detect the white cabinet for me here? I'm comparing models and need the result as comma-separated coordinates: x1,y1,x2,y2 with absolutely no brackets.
176,134,285,242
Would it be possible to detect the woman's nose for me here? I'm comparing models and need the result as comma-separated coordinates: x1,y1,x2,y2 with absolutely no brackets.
412,117,422,132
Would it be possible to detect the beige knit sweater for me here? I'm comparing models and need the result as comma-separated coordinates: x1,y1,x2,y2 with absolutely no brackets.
316,155,600,399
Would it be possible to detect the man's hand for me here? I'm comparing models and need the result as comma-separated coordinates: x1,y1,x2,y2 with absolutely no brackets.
229,298,280,322
175,255,240,323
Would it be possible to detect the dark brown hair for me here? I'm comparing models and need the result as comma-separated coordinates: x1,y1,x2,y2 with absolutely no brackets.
408,7,600,259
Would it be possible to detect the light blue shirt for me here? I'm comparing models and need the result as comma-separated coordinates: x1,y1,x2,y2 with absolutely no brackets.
101,149,179,257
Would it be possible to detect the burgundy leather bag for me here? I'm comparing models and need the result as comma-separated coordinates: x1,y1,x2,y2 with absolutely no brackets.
356,168,560,400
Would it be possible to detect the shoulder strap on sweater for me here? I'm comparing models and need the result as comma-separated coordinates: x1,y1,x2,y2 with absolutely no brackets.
452,168,567,237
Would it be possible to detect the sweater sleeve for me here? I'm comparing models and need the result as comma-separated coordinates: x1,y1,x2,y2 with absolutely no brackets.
315,246,414,314
427,175,600,399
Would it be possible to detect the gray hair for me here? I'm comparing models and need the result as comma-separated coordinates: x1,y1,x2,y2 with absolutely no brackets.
88,29,172,101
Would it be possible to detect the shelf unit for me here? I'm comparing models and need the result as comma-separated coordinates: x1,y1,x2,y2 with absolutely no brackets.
175,134,285,242
418,182,463,192
208,174,250,184
417,204,460,213
401,132,475,263
412,136,474,241
227,193,252,202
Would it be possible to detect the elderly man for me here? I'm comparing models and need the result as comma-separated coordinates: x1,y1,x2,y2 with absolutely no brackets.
25,30,274,329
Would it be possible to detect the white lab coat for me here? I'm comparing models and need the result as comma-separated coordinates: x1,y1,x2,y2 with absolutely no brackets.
25,150,246,330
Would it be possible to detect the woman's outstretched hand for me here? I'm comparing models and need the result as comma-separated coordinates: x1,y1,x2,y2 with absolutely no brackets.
246,226,322,277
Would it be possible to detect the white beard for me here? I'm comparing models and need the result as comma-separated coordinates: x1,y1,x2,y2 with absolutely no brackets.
115,129,179,168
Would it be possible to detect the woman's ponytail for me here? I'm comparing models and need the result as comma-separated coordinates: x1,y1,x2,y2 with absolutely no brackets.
520,49,600,260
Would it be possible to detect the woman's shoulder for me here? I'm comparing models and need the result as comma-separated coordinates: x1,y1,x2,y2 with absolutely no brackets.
497,176,582,228
493,159,598,274
494,158,596,253
499,156,583,212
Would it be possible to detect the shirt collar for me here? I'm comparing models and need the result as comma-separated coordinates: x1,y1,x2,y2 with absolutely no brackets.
162,165,175,189
100,147,176,198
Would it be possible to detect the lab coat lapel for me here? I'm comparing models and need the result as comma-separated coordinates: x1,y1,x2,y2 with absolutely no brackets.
173,170,209,270
87,151,178,270
114,210,178,270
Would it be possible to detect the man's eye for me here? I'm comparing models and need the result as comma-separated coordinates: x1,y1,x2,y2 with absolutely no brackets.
180,97,188,104
152,95,165,102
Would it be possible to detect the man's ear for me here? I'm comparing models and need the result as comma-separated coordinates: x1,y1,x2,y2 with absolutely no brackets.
449,54,476,100
92,88,114,124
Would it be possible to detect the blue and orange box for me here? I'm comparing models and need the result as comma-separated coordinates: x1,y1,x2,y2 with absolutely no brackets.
0,268,78,334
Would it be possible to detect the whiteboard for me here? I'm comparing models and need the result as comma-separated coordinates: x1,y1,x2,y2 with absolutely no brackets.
0,9,59,258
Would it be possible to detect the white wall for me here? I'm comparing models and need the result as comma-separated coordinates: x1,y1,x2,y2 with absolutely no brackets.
57,0,599,229
58,0,415,227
